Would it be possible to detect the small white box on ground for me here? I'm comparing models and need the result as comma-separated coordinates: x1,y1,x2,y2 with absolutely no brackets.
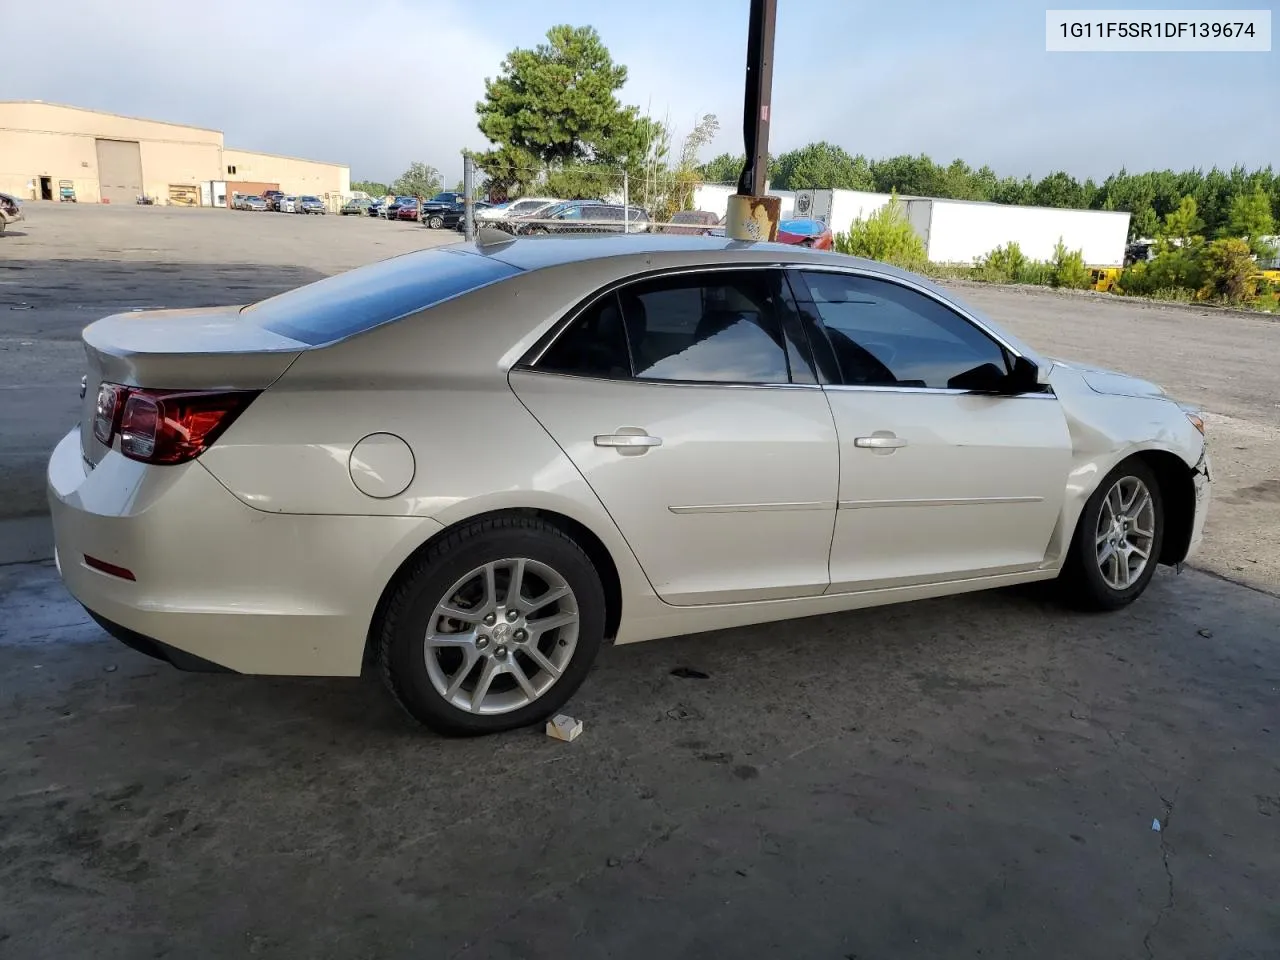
546,714,583,742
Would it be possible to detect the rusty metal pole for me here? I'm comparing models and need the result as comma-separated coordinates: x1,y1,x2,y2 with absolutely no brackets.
727,0,780,241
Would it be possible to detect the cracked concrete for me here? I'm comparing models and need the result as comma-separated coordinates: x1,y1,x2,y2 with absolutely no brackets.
2,561,1278,958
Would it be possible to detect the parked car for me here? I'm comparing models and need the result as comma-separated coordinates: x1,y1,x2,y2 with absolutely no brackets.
262,190,285,212
419,191,469,227
446,202,497,231
510,200,648,235
477,197,560,223
299,196,326,215
395,200,420,221
342,198,371,215
278,196,299,214
46,236,1212,736
776,217,834,250
0,191,24,235
367,199,385,218
242,196,267,212
384,196,418,220
660,210,722,236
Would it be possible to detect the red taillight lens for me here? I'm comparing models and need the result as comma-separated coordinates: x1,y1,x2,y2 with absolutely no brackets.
94,384,258,464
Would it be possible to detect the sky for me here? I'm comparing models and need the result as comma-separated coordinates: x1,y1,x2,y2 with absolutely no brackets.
6,0,1276,186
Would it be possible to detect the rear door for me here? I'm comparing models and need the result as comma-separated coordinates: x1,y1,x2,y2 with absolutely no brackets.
510,267,838,606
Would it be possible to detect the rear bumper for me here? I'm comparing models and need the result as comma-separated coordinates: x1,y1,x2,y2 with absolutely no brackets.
48,429,442,676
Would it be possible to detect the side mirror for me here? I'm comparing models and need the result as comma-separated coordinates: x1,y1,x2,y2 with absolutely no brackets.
1006,355,1042,394
947,356,1042,395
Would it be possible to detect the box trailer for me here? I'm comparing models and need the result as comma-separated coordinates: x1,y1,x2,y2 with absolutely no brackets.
912,198,1130,267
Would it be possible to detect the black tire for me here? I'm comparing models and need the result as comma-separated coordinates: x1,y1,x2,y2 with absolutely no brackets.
378,516,606,736
1059,457,1164,611
428,215,444,229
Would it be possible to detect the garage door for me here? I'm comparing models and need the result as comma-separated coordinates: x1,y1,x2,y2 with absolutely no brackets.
95,139,143,204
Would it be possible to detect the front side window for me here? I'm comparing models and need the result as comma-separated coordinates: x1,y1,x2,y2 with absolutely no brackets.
536,270,806,385
799,272,1010,389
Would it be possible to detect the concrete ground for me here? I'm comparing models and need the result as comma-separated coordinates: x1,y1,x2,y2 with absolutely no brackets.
1,203,1278,958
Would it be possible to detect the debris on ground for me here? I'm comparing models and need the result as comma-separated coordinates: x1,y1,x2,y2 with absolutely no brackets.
546,714,583,742
1151,818,1162,832
1198,629,1214,638
670,666,710,680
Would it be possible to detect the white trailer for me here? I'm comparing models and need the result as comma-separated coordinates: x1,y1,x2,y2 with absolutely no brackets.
692,183,795,220
909,198,1130,267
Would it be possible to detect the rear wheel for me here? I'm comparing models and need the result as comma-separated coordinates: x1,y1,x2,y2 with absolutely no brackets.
378,517,606,736
1060,458,1164,610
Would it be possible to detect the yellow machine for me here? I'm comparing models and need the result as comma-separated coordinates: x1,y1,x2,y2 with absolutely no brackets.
1089,266,1122,292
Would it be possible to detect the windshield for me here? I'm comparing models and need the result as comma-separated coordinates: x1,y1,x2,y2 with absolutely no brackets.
240,248,521,345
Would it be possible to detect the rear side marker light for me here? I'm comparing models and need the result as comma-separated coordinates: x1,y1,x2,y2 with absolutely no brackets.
83,555,136,581
94,384,259,464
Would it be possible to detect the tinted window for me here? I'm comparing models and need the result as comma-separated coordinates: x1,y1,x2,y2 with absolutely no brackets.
241,249,521,345
536,293,632,378
624,271,795,383
801,272,1009,389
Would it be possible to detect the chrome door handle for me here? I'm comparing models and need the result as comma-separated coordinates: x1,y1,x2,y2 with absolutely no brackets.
594,434,662,448
854,435,908,449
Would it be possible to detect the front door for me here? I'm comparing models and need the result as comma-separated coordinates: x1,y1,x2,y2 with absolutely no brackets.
510,267,838,606
791,268,1072,592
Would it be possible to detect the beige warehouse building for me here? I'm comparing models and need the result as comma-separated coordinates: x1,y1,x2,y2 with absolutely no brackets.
0,101,350,207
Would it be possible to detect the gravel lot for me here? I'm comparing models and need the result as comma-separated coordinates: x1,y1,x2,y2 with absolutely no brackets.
1,203,1277,959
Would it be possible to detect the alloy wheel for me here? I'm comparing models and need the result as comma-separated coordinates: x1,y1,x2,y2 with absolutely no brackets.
1094,475,1156,590
423,558,579,715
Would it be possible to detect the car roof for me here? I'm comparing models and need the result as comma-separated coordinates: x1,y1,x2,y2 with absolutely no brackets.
468,233,871,273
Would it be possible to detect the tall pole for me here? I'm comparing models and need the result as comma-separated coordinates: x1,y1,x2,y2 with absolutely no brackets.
738,0,777,197
462,151,475,241
726,0,780,240
622,170,629,234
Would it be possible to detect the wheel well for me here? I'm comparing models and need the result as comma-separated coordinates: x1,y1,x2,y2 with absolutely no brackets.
1134,449,1196,566
362,508,624,669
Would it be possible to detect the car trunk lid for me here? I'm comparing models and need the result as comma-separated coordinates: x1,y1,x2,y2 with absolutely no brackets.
79,306,307,465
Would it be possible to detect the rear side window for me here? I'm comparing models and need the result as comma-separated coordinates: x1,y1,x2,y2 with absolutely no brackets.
241,249,521,345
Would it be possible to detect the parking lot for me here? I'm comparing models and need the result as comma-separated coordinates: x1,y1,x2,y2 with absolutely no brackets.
1,203,1278,958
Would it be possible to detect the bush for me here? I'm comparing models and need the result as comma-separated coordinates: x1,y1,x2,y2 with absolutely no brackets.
1117,261,1153,296
1049,239,1091,289
1015,259,1055,285
1197,237,1260,304
974,242,1026,283
833,192,927,270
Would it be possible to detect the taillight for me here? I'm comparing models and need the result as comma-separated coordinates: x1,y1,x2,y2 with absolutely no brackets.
93,383,258,464
93,382,126,445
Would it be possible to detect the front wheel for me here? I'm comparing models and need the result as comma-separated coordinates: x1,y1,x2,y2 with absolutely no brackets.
1060,458,1164,610
428,215,444,229
378,517,606,736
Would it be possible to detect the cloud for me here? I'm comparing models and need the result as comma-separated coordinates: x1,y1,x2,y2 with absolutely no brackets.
5,0,504,182
7,0,1276,185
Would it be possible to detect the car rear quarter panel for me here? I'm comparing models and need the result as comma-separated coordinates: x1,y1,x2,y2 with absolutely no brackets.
197,266,669,612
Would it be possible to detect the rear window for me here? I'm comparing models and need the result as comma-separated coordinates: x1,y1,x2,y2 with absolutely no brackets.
240,248,521,345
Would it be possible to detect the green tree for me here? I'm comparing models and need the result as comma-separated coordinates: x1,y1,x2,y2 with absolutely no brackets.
1199,237,1261,303
772,142,873,191
475,24,658,191
391,162,442,198
1220,189,1277,255
1032,171,1085,209
1049,239,1091,289
351,180,389,197
833,193,927,270
699,153,743,184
